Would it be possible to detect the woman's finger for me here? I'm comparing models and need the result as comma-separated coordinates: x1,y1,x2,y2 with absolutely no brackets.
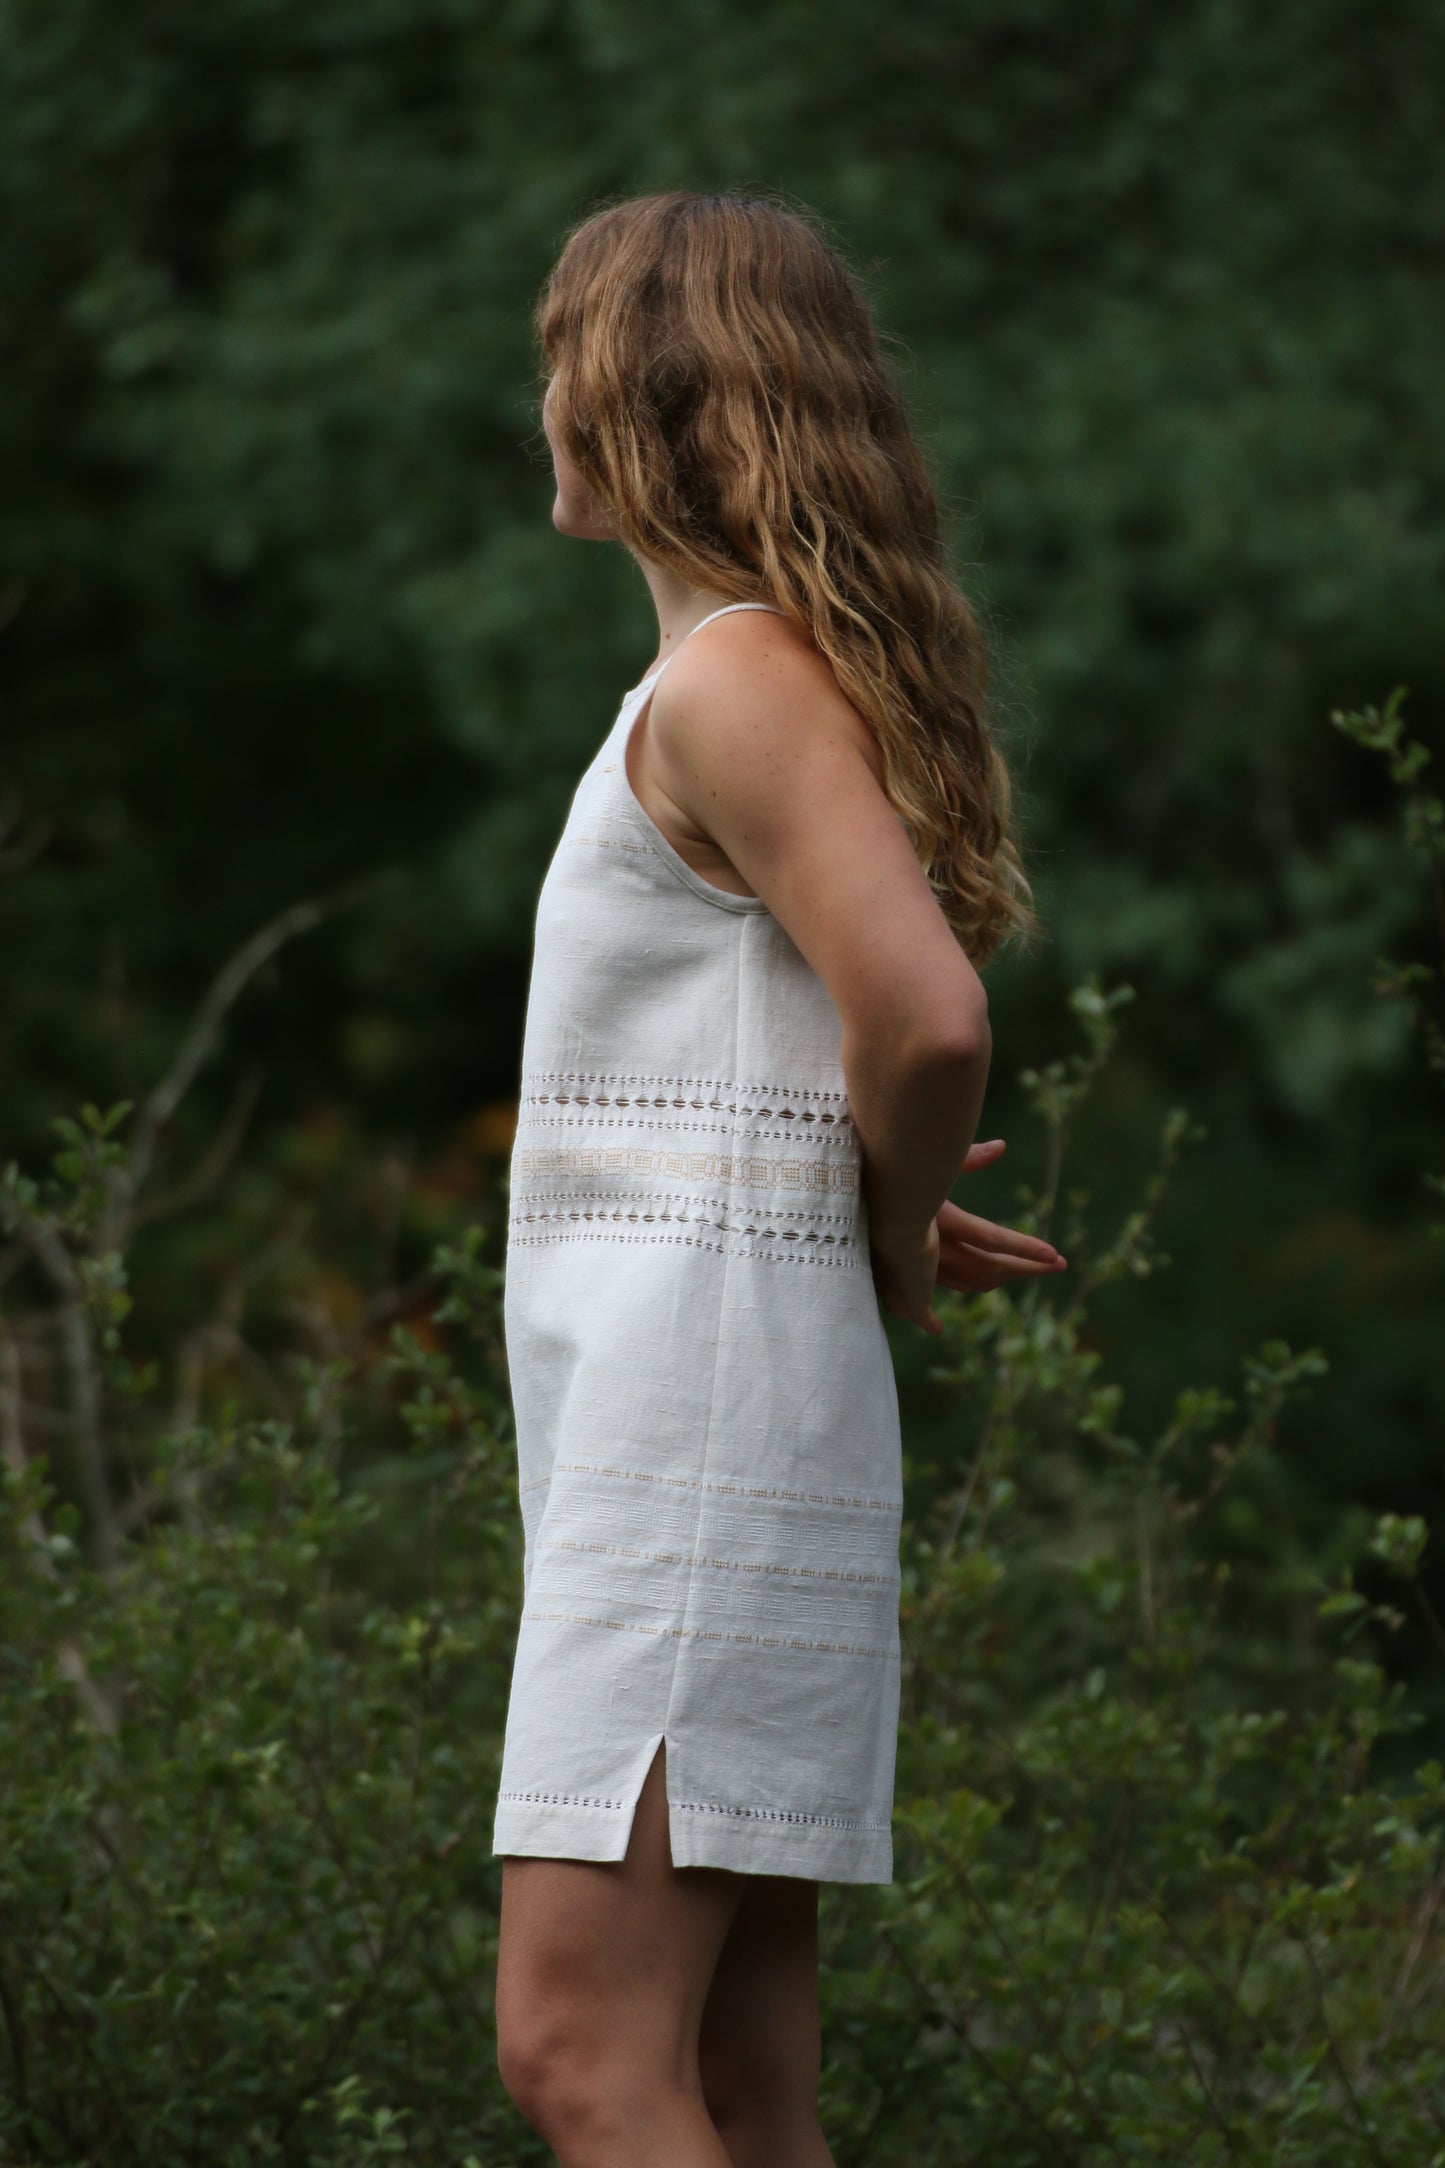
938,1205,1063,1264
936,1247,1068,1290
939,1227,1067,1266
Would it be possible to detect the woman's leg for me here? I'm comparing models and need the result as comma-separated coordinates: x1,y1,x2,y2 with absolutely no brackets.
496,1742,743,2167
698,1874,836,2168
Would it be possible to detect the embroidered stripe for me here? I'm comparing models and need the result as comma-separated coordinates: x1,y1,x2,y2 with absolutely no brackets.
520,1461,902,1513
521,1607,898,1661
513,1143,858,1192
675,1800,891,1832
539,1537,897,1587
523,1070,850,1105
508,1229,861,1267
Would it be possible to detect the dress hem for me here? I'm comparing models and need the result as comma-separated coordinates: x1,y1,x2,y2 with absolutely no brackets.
492,1795,894,1885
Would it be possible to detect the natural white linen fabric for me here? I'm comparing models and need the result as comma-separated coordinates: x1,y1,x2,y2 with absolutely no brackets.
492,603,904,1883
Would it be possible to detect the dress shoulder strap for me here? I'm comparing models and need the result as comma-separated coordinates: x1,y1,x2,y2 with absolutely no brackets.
686,601,785,638
636,601,785,695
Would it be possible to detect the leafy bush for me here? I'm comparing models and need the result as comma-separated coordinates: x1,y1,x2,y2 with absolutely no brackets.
1,693,1441,2164
0,1208,528,2163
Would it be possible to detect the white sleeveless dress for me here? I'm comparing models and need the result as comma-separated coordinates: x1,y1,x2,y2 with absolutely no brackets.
492,602,903,1884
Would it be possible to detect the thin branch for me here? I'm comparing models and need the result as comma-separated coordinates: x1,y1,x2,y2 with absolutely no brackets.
358,1264,445,1337
935,1840,1131,2168
1296,1932,1390,2168
0,1952,33,2142
1127,1880,1268,2055
938,1412,996,1558
18,1222,117,1573
1,1319,123,1734
1407,1577,1445,1663
1384,1858,1445,2034
130,1064,266,1231
879,1926,1083,2168
0,1320,52,1552
111,867,402,1229
1178,2021,1244,2162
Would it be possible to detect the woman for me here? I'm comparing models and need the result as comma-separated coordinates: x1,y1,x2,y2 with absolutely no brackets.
493,189,1063,2168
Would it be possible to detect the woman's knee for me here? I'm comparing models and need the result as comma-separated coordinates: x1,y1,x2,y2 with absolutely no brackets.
497,1998,667,2149
496,1997,570,2131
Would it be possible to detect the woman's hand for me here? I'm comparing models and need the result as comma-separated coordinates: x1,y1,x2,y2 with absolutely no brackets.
869,1213,945,1336
869,1138,1067,1335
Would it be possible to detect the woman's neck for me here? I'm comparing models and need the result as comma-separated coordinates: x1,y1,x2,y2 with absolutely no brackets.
631,551,739,672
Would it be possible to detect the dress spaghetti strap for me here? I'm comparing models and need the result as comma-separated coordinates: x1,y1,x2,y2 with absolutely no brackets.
635,601,785,694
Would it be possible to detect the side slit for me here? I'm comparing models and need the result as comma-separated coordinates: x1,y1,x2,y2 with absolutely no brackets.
618,1730,670,1865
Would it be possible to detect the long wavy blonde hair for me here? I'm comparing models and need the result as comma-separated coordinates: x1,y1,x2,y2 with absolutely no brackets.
537,190,1039,966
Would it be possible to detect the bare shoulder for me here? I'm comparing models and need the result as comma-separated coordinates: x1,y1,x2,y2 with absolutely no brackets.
639,602,975,1026
649,607,886,791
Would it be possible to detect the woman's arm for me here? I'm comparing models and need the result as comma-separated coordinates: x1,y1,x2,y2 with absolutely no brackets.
642,615,1063,1331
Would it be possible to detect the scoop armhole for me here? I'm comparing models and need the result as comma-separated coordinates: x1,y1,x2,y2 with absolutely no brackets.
618,681,771,917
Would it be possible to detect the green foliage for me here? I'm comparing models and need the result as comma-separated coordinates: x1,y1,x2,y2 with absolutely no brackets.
0,1242,533,2165
1330,688,1445,1239
824,1268,1445,2162
3,744,1443,2157
2,0,1443,2132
